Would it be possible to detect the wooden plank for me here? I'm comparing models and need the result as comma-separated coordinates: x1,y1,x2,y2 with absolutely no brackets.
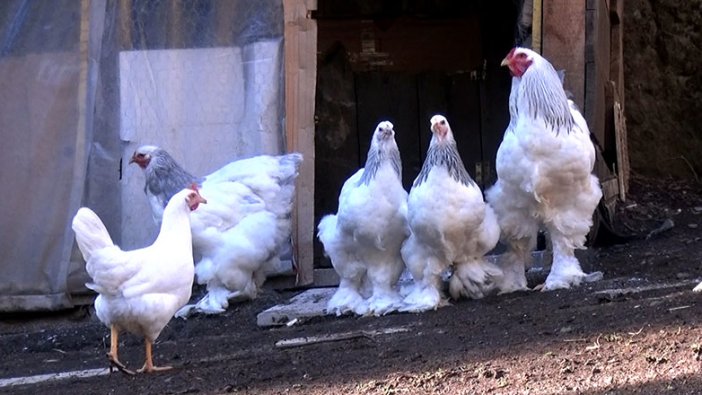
584,0,611,155
614,99,629,201
609,0,624,112
542,0,586,110
532,0,542,53
284,0,318,287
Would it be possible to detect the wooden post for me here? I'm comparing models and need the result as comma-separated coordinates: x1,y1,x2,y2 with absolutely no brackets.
541,0,586,110
532,0,542,53
284,0,317,286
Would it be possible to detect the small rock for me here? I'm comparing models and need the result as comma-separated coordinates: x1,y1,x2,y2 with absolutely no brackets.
688,223,698,229
693,206,702,214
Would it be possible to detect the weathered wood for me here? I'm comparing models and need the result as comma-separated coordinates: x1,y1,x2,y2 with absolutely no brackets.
542,0,586,110
609,0,625,112
284,0,318,286
614,99,629,201
275,327,411,348
532,0,542,53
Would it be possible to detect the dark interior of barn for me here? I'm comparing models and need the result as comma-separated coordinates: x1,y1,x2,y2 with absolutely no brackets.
313,0,521,267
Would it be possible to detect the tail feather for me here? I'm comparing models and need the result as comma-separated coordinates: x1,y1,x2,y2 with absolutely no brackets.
71,208,114,262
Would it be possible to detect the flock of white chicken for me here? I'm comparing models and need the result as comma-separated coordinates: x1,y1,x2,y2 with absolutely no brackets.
320,47,604,315
71,47,612,374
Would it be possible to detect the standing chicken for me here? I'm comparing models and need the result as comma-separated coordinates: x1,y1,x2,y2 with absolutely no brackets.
401,115,501,312
130,146,302,317
485,47,603,292
72,187,206,374
318,121,409,316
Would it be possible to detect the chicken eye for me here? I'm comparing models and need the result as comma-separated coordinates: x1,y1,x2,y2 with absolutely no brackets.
440,120,446,125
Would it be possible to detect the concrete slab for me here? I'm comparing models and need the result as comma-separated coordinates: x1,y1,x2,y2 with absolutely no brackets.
257,287,335,327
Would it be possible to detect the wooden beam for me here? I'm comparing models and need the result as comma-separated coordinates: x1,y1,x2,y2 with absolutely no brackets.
284,0,317,287
609,0,624,112
542,0,586,110
532,0,542,53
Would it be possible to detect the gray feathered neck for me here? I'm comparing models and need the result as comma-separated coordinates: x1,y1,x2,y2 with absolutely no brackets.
144,149,202,205
358,142,402,185
516,59,574,132
414,139,474,187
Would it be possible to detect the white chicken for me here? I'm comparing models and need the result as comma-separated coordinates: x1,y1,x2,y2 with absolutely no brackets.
318,121,409,316
401,115,502,312
130,146,302,317
485,47,603,292
71,187,206,374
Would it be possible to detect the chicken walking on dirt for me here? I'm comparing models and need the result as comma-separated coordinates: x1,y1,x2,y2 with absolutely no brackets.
130,146,302,318
71,187,206,374
400,115,502,312
318,121,410,316
485,47,603,293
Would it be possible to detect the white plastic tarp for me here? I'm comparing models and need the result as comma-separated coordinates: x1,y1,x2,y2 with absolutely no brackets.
0,0,285,312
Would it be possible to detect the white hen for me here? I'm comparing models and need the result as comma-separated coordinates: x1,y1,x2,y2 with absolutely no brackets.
71,187,205,374
401,115,502,312
318,121,409,316
485,47,603,292
130,147,302,318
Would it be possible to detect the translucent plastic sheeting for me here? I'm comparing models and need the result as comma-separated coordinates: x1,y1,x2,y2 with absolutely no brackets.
0,0,286,312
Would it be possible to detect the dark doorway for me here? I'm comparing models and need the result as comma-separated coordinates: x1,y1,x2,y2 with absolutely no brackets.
313,0,520,267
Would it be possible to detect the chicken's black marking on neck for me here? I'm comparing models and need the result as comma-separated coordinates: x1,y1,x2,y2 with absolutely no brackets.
414,141,474,187
359,144,402,185
518,61,575,133
144,149,202,207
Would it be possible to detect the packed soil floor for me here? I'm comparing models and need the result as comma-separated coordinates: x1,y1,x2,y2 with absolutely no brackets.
1,175,702,395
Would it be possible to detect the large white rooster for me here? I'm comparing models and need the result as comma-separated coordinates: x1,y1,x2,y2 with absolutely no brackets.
318,121,409,316
130,146,302,317
72,187,206,374
486,47,603,292
401,115,501,312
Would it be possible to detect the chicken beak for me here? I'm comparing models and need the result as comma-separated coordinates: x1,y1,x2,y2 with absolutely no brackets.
500,57,510,67
128,154,136,164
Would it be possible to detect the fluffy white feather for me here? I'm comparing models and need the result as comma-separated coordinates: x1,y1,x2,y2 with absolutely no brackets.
318,121,409,316
400,115,501,313
72,187,203,374
130,146,302,317
486,47,603,293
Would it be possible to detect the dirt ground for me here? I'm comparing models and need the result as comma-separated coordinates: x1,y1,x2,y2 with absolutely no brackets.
1,175,702,395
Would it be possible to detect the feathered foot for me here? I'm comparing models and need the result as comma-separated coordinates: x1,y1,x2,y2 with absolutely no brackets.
175,288,246,318
326,286,368,316
449,260,503,300
399,283,448,313
693,282,702,292
495,252,529,294
540,254,602,291
366,289,403,316
107,326,135,376
136,340,172,373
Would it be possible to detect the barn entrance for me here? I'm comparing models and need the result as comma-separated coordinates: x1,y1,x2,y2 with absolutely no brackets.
313,0,521,268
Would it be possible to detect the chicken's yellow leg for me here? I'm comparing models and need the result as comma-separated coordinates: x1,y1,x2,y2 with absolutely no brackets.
107,325,135,375
137,340,173,373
